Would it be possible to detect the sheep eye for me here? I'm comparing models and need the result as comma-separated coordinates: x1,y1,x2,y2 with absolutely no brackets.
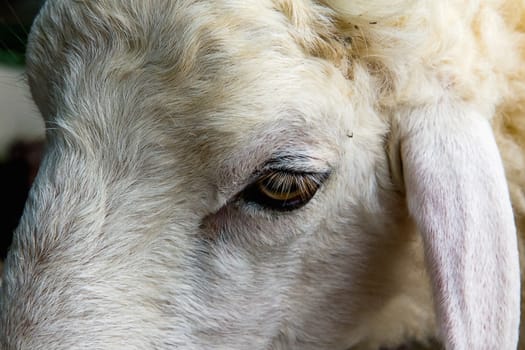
243,171,329,211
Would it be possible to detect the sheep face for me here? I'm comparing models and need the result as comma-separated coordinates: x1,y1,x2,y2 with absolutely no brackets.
0,1,408,349
0,0,520,349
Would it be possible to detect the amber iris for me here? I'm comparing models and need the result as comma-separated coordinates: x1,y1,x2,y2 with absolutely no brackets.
243,171,328,211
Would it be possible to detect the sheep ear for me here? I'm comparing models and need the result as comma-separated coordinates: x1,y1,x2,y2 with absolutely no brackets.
396,103,520,348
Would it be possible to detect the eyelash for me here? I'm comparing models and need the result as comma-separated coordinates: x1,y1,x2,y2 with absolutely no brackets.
241,171,329,212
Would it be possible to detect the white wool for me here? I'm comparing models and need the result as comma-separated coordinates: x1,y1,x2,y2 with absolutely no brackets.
1,1,524,349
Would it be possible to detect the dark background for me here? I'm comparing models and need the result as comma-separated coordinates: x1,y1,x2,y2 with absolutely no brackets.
0,0,45,259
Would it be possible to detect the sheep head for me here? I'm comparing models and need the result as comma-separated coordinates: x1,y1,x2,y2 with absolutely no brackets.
0,0,520,349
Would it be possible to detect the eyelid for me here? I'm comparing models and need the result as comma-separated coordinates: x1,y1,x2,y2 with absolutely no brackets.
212,153,333,212
261,154,332,174
240,154,332,196
260,171,330,198
240,169,331,212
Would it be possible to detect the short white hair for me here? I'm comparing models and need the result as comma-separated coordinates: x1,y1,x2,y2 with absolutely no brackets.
1,1,524,349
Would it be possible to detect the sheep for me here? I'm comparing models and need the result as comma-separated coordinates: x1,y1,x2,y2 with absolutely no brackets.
1,0,524,349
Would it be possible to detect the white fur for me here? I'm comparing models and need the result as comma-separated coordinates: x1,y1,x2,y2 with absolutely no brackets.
397,101,520,349
0,1,522,349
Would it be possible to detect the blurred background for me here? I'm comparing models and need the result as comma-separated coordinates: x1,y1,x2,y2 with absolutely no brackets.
0,0,45,260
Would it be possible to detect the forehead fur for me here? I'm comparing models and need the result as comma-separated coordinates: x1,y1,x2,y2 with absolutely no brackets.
26,0,352,114
35,0,525,118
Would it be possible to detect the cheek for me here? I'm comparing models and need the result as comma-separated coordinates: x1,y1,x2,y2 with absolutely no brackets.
200,205,234,241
